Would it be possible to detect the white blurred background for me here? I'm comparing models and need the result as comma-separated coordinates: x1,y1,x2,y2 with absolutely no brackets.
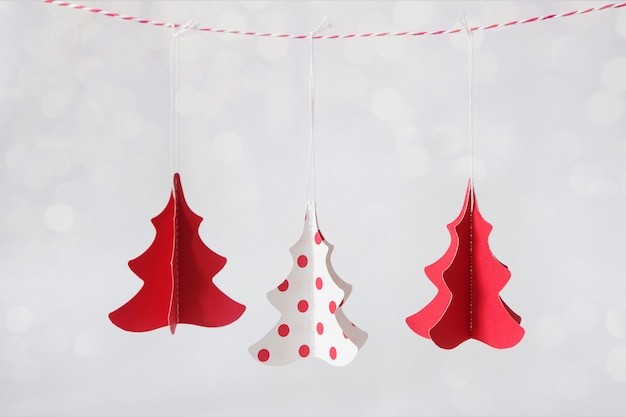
1,1,626,416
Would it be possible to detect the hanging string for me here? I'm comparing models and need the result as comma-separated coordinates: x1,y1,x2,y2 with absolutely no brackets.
461,18,475,188
43,0,626,39
170,24,180,175
305,17,330,203
170,20,196,176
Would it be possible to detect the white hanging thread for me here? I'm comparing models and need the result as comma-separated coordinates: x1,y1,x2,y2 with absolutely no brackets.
305,17,331,203
170,21,196,176
461,17,475,188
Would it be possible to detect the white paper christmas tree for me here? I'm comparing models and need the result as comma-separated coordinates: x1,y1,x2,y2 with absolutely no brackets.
249,201,367,366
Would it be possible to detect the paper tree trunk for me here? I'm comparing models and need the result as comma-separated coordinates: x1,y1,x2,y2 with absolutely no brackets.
249,201,367,366
109,173,246,334
406,180,524,349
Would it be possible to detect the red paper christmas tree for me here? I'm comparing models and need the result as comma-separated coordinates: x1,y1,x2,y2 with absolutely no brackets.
109,173,245,334
406,180,524,349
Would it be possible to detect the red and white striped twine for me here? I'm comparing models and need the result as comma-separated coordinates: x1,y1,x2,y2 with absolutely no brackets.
43,0,626,39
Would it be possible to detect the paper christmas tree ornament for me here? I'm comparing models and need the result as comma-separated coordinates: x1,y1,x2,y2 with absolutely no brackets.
109,173,246,334
406,180,524,349
250,201,367,366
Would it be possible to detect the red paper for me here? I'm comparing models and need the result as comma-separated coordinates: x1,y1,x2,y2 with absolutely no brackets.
109,173,245,334
406,180,524,349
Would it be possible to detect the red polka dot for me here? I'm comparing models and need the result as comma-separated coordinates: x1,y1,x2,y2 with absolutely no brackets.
297,300,309,312
258,349,270,362
314,231,323,245
339,299,344,307
329,347,337,360
278,324,290,337
277,280,289,292
297,255,308,268
329,301,337,314
299,344,310,357
316,322,324,335
343,332,349,339
315,277,323,290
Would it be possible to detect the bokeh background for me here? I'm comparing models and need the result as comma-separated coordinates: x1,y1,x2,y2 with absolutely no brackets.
1,1,626,416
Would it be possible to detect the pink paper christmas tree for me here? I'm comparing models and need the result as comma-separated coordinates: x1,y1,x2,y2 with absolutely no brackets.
406,180,524,349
